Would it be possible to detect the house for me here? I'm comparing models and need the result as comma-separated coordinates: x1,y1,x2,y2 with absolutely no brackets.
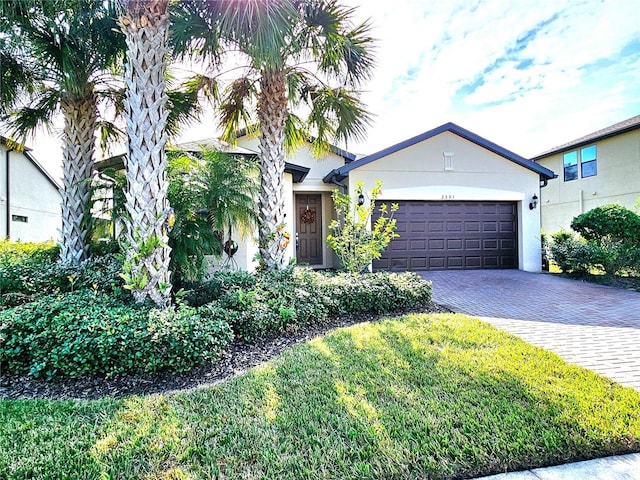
0,136,61,242
98,122,555,273
323,123,555,272
532,115,640,234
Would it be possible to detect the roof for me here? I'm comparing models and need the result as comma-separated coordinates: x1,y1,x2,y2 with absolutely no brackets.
95,138,311,183
1,135,61,190
532,115,640,160
234,128,356,163
323,122,555,183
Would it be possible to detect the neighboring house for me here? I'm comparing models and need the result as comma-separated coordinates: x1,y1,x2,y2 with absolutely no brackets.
0,136,61,242
98,122,555,273
324,123,555,272
532,115,640,234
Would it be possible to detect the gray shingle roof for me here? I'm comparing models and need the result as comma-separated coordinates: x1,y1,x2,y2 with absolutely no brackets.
533,115,640,160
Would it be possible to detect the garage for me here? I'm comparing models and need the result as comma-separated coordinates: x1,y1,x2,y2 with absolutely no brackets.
373,200,518,271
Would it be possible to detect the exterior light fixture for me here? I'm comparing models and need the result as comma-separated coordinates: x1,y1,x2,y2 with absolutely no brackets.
357,193,365,206
529,194,538,210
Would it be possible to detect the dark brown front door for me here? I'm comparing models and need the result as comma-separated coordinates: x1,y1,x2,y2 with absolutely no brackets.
373,201,518,271
296,194,323,265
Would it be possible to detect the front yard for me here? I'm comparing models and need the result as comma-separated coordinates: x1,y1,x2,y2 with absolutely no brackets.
2,312,639,479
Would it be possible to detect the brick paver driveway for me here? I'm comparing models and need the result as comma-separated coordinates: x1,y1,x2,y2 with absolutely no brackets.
419,270,640,391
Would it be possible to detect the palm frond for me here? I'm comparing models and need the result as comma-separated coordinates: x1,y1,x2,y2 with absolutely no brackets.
97,120,125,155
306,85,373,148
5,89,61,138
218,76,257,143
166,88,203,138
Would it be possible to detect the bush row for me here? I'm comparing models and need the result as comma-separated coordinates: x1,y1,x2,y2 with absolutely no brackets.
1,248,126,310
181,268,433,341
1,268,433,378
0,290,233,378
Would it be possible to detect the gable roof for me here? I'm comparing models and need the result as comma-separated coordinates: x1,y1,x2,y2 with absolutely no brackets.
323,122,555,184
234,128,356,163
95,138,312,184
532,115,640,160
1,136,61,190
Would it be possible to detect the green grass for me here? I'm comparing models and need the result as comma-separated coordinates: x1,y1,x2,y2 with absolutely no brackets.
2,313,640,479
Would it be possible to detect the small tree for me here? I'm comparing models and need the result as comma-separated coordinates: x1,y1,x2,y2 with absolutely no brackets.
327,181,398,274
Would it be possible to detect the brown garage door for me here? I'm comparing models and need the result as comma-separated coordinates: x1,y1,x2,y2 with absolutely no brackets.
373,201,518,271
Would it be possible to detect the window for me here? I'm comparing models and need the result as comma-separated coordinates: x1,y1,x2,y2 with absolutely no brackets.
563,151,578,181
11,214,28,223
563,146,597,181
581,145,597,177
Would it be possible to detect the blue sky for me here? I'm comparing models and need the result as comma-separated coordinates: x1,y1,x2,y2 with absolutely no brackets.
25,0,640,177
336,0,640,158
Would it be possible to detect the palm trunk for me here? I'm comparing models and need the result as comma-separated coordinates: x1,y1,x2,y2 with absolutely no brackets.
257,69,288,270
120,0,172,307
59,94,97,264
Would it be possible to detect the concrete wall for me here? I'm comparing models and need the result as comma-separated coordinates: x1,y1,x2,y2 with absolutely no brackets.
348,131,544,271
0,144,61,242
536,129,640,234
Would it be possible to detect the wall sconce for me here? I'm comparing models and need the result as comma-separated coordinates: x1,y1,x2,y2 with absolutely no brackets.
529,194,538,210
357,193,365,206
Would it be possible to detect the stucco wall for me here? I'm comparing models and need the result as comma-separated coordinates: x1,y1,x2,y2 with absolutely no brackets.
536,129,640,234
0,146,61,242
236,137,346,269
348,132,543,271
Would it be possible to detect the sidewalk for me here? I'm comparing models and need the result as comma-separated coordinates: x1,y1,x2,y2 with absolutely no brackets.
476,453,640,479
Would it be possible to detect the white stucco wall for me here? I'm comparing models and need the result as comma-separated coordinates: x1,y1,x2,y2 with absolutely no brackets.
348,131,544,271
236,137,347,269
0,145,61,242
535,129,640,234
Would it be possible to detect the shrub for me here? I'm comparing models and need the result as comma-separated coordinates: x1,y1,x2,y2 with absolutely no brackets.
204,268,433,341
571,204,640,244
0,254,126,303
0,239,59,266
327,180,399,273
178,270,257,307
589,241,640,276
0,290,233,378
549,231,594,274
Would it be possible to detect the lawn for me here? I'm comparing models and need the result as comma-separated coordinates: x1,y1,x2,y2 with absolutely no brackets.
2,313,640,479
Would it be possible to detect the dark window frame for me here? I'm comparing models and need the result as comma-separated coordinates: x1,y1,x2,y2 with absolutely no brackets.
563,151,578,181
580,145,597,178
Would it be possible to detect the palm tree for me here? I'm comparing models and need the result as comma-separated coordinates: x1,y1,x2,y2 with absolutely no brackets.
0,0,124,264
174,0,376,270
118,0,173,307
167,148,259,285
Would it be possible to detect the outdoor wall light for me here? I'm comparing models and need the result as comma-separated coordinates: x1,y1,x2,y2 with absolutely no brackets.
529,194,538,210
357,193,365,206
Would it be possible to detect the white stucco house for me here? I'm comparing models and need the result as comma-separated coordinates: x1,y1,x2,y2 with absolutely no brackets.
0,136,61,242
98,122,556,273
232,123,555,273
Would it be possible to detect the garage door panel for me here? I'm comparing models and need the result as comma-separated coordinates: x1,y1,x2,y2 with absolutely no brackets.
429,239,445,250
465,239,481,249
373,201,518,271
447,239,463,250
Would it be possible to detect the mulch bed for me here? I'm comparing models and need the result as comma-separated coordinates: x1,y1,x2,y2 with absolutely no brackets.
550,272,640,291
0,303,450,401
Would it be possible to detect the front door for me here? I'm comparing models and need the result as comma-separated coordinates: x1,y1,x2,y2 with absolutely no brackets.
296,194,323,265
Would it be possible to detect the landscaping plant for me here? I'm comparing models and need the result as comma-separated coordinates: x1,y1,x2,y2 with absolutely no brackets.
327,181,399,274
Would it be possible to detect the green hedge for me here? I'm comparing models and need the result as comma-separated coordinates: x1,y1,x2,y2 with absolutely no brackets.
0,290,233,378
183,268,433,342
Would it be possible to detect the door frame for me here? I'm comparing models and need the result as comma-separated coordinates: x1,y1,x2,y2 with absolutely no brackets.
294,193,325,267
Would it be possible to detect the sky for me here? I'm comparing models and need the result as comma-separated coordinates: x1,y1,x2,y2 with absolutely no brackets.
23,0,640,179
